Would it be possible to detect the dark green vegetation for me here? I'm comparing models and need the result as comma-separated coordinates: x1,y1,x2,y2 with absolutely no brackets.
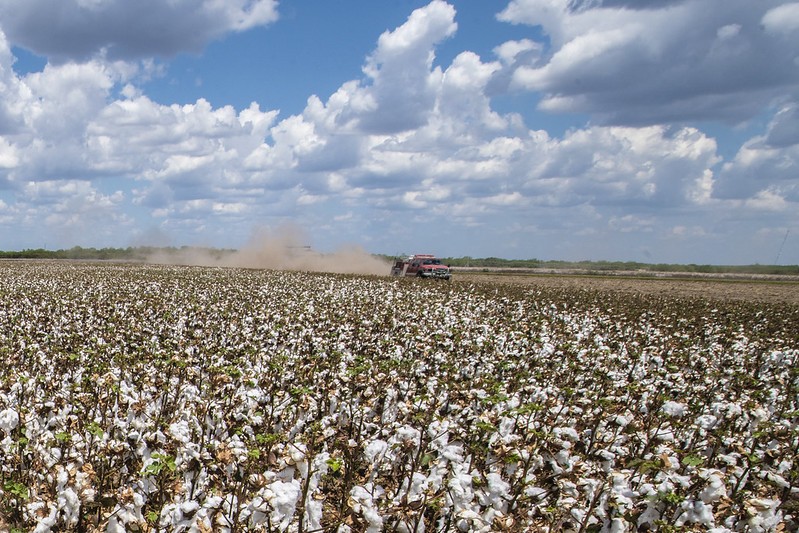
2,247,798,276
437,257,799,277
0,246,233,262
0,261,797,531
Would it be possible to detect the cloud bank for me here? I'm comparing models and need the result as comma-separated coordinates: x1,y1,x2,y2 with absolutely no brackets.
0,0,797,264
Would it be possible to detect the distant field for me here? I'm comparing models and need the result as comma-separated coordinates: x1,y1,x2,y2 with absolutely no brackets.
452,268,799,305
441,258,799,278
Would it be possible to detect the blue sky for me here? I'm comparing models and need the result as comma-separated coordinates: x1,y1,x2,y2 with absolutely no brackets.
1,0,798,264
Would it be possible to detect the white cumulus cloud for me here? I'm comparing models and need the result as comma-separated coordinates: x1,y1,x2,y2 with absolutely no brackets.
0,0,279,61
499,0,799,125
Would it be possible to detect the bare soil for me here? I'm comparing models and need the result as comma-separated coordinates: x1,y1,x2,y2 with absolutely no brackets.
452,270,799,305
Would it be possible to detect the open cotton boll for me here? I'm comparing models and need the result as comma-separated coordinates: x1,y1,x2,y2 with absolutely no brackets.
609,473,636,513
448,470,477,515
53,468,82,529
474,473,510,513
760,471,790,489
608,517,629,533
661,401,687,417
393,425,422,450
168,420,193,444
699,472,727,503
304,452,330,532
456,508,494,532
0,434,16,455
553,426,579,441
31,505,58,533
106,516,127,533
0,408,19,432
675,499,716,528
407,472,429,501
349,484,385,533
363,439,388,463
637,504,661,530
653,426,676,442
696,414,718,430
264,479,301,531
613,414,632,427
744,497,783,532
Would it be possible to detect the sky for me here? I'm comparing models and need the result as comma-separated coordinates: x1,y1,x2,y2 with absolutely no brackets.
0,0,798,265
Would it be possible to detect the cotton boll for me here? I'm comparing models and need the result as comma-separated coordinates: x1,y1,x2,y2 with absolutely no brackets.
30,503,58,533
441,441,464,463
264,479,301,531
716,453,739,466
304,452,330,531
363,439,388,463
393,473,429,516
188,509,214,532
159,502,181,528
609,473,635,513
0,408,19,432
608,517,627,533
25,500,47,520
181,499,200,516
744,497,783,531
666,473,693,490
595,448,616,472
675,499,716,528
448,470,476,515
570,506,588,527
394,425,421,450
168,420,192,444
554,426,579,441
455,509,483,531
75,465,96,503
637,503,661,530
227,434,250,464
749,408,769,426
57,486,82,528
696,414,718,430
653,426,676,442
39,446,62,469
759,471,790,489
661,401,687,417
349,484,384,533
555,449,577,469
496,416,519,445
109,486,147,528
699,472,727,503
106,516,127,533
613,414,632,427
481,473,510,513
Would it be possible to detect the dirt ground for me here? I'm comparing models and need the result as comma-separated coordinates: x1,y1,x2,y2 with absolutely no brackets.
452,271,799,305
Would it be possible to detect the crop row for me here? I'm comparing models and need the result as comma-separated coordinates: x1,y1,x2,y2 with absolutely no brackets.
0,261,797,532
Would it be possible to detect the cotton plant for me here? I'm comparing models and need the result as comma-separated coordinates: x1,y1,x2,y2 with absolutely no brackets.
0,261,796,531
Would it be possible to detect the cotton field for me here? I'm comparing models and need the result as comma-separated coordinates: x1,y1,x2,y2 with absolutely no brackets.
0,261,797,532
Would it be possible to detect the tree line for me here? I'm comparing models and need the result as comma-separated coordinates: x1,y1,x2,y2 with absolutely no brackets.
1,247,797,275
383,255,799,276
0,246,230,261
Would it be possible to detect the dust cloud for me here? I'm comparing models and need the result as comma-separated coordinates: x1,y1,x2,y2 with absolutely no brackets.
144,225,391,276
